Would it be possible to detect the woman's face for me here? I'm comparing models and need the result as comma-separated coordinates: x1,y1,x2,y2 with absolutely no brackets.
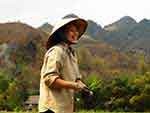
64,24,79,44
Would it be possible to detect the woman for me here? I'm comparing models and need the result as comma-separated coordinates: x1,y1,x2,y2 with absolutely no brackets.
38,17,88,113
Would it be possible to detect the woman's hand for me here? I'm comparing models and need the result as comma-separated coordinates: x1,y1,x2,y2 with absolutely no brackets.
74,80,87,92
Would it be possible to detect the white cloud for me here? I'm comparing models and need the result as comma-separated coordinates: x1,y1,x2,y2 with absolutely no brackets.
0,0,150,27
0,0,24,21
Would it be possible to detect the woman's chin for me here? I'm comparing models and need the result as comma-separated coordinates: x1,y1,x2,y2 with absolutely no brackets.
70,40,78,44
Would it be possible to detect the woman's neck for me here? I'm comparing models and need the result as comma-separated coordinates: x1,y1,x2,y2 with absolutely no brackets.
60,42,71,48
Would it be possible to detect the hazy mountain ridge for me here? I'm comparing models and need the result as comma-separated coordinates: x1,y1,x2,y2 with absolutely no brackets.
38,22,53,34
0,14,150,78
100,15,149,56
39,14,150,56
0,22,48,72
0,18,138,77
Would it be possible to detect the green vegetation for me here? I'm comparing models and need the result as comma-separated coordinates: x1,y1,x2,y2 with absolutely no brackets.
1,45,150,112
1,111,150,113
74,47,150,112
75,73,150,112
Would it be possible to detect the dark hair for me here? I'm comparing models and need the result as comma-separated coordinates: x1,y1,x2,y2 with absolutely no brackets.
46,28,69,49
46,22,78,50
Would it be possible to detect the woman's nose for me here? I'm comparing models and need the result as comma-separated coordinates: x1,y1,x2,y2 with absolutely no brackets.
75,31,79,36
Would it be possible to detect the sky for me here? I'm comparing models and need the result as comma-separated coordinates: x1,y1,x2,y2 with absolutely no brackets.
0,0,150,28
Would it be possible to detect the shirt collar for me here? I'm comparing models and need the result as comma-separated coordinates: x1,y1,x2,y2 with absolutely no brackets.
58,42,75,56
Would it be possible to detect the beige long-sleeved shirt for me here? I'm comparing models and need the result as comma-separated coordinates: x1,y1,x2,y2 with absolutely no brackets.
38,43,82,113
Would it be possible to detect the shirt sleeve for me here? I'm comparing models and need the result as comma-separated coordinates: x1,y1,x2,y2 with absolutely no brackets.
41,47,64,87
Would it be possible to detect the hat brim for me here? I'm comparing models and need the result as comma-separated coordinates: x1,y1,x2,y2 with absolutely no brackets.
46,18,88,50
